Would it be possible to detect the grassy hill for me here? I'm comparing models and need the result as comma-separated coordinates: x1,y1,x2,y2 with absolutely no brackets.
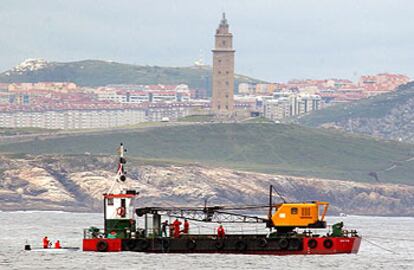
0,59,263,92
0,123,413,185
0,127,56,136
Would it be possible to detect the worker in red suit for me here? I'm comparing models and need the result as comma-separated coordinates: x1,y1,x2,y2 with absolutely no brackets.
42,236,49,249
217,225,225,238
182,219,190,234
54,240,61,249
172,219,182,238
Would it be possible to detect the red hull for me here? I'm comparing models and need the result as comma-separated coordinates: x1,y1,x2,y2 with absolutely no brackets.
83,236,361,255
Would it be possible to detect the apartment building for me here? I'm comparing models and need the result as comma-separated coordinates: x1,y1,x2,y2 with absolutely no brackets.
263,94,321,121
146,102,209,122
0,108,146,129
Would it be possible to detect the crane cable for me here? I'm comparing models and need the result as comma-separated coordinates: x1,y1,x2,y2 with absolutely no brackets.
271,184,286,203
363,238,398,254
366,235,414,242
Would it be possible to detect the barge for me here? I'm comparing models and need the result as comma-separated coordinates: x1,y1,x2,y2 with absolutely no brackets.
83,144,361,255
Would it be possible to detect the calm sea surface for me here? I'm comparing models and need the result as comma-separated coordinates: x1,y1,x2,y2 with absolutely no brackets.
0,212,413,270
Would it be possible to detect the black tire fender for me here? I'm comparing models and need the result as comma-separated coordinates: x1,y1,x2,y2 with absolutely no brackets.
258,238,268,248
96,240,108,252
215,240,225,250
162,239,170,250
125,240,136,251
323,239,333,249
235,240,247,251
278,238,289,250
308,239,318,249
288,238,301,250
134,239,149,251
186,239,197,250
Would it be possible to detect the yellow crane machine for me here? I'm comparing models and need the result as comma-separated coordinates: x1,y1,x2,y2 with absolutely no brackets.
267,185,329,231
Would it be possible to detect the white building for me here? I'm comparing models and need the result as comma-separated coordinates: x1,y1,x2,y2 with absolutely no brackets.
238,83,256,95
146,104,199,122
0,109,146,129
264,98,291,120
263,94,321,121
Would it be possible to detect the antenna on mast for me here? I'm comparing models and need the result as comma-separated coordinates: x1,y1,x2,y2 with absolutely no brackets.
108,142,128,194
117,142,127,182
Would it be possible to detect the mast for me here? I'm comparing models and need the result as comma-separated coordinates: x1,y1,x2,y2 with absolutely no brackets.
108,142,128,194
103,143,138,238
267,185,273,229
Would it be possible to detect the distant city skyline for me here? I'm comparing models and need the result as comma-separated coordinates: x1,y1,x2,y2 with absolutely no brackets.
0,0,413,81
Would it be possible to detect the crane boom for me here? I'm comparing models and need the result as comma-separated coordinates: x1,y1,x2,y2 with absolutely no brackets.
135,206,268,224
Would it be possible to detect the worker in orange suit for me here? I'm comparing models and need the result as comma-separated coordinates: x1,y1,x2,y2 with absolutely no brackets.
217,225,225,238
182,219,190,234
54,240,61,249
42,236,49,249
172,219,182,238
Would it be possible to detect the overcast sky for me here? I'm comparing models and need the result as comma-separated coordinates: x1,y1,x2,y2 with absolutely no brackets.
0,0,413,81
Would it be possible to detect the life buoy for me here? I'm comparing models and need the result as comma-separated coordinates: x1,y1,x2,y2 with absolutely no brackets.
258,238,268,248
288,238,301,250
215,240,225,250
278,238,289,250
308,239,318,249
186,239,197,250
117,207,126,217
235,240,247,251
323,239,333,249
96,240,108,252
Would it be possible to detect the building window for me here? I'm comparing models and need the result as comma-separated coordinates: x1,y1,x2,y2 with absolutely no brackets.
225,105,228,109
225,81,229,86
222,40,226,46
217,105,221,110
107,198,114,206
218,71,221,74
218,59,222,63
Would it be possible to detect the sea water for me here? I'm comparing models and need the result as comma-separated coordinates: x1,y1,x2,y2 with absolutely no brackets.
0,212,413,270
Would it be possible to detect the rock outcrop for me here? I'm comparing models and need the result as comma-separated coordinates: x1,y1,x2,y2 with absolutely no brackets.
0,155,413,216
298,83,414,143
320,96,414,143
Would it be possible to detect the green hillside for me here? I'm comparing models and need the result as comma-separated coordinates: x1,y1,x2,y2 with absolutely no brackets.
0,123,413,185
0,60,263,92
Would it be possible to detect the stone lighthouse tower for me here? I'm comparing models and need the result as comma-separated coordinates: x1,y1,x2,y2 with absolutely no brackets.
212,13,235,114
